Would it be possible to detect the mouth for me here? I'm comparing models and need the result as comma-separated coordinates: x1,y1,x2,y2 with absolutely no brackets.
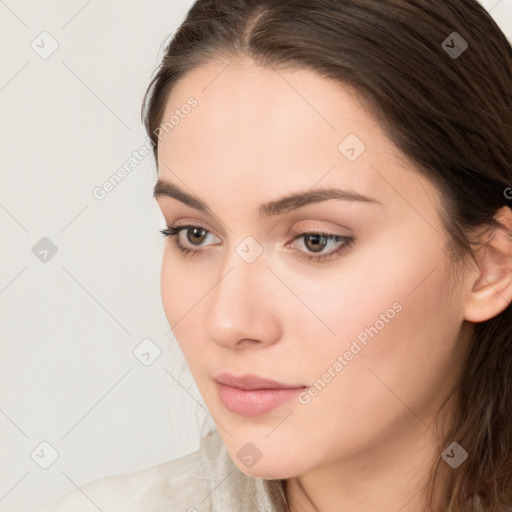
214,373,307,417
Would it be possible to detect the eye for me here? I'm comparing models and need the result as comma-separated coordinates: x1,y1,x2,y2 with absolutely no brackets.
159,224,354,262
289,230,354,262
159,224,220,256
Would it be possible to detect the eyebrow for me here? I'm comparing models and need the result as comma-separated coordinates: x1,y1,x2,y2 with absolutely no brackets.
153,179,382,217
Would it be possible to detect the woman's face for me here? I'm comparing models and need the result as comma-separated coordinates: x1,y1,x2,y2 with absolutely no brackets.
155,58,473,479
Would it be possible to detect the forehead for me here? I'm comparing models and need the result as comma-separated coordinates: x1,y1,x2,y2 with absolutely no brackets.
156,58,440,218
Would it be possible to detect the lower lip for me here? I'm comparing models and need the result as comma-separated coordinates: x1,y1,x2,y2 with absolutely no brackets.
217,382,306,417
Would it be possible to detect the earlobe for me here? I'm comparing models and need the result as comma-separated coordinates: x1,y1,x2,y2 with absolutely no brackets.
463,206,512,323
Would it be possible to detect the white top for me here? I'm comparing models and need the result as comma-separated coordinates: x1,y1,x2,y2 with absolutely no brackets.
48,427,288,511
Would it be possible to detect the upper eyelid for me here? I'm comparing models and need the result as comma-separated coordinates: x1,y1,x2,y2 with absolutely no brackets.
158,204,230,237
157,200,356,236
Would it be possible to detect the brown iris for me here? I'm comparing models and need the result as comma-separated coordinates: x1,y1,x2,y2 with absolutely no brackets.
187,227,208,245
304,234,327,253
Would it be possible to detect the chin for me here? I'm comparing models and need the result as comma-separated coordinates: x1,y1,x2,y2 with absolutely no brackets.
225,446,303,480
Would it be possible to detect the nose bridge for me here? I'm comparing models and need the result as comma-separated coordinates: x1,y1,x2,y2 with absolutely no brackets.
217,235,269,302
211,242,266,320
204,240,279,346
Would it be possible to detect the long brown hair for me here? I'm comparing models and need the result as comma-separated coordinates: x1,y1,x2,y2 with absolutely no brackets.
141,1,512,510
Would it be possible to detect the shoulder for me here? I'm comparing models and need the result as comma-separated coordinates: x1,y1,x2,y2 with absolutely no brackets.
48,434,212,512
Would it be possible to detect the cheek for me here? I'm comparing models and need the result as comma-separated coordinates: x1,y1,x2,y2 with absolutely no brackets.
293,235,460,431
251,269,460,476
160,252,182,323
159,244,210,314
159,250,205,344
159,251,226,383
302,225,452,356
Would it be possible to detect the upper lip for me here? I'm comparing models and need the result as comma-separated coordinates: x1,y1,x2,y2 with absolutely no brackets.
215,372,305,390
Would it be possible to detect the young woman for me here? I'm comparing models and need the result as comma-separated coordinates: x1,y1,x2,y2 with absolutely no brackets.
50,1,512,511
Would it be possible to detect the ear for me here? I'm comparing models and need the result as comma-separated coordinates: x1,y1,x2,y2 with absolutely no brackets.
464,206,512,323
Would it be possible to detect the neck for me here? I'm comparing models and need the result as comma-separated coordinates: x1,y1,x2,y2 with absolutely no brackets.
283,417,450,512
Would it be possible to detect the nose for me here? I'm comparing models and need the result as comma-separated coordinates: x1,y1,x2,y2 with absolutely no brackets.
204,247,282,350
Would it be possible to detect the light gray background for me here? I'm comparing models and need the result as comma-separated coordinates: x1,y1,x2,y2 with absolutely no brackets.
1,1,511,511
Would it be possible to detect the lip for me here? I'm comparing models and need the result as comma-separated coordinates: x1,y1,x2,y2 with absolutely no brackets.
215,373,307,417
214,372,304,390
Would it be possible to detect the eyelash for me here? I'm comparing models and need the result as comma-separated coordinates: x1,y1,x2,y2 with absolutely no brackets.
159,224,354,262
